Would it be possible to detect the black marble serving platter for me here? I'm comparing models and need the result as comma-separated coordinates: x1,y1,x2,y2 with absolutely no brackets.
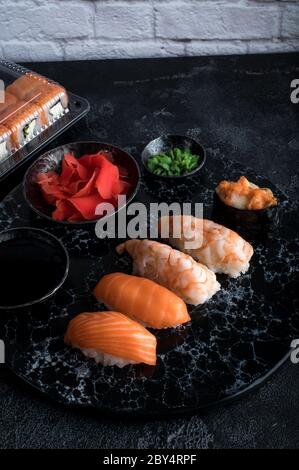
0,148,298,416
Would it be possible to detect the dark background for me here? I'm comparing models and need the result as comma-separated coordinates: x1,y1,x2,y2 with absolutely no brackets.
0,53,299,448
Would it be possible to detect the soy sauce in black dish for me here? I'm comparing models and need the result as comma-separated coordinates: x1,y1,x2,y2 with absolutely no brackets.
0,228,69,309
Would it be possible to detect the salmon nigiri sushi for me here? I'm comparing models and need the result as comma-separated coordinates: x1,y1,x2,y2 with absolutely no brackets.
116,240,220,306
64,311,157,367
93,273,190,329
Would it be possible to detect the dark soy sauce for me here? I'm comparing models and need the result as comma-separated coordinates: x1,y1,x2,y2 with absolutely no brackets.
0,237,66,307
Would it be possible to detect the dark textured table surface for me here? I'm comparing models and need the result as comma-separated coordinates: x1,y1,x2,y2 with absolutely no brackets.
0,53,299,449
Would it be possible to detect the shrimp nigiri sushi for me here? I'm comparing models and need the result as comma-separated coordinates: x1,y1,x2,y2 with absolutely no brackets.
64,311,157,367
159,215,254,278
116,240,220,306
93,272,190,329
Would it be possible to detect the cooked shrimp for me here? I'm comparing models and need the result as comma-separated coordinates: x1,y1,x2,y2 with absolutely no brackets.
116,239,220,306
159,215,254,278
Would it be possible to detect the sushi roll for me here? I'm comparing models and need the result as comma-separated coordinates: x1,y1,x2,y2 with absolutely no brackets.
7,73,68,125
64,311,157,367
116,239,220,306
159,216,254,278
0,92,17,114
212,176,278,239
93,272,190,329
1,101,45,149
0,125,12,161
30,83,69,125
6,73,48,101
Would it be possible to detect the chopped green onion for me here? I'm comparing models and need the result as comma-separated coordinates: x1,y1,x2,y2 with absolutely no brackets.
147,147,200,177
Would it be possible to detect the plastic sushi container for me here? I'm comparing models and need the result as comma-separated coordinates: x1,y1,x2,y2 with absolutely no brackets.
0,60,90,181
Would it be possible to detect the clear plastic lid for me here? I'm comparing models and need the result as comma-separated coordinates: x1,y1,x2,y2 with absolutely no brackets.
0,61,89,179
0,64,69,163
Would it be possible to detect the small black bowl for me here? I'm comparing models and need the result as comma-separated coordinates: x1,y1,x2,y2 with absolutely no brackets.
0,227,69,310
141,135,206,180
23,141,141,225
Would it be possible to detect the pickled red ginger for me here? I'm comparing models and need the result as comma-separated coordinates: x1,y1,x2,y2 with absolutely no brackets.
37,150,130,221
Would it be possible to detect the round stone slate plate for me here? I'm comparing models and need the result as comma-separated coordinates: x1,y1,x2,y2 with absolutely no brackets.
0,151,298,416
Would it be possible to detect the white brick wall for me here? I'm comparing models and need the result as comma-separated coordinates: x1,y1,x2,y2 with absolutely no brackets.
0,0,298,62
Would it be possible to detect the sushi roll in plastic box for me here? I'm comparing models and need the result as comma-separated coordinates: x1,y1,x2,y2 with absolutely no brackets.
0,60,89,181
